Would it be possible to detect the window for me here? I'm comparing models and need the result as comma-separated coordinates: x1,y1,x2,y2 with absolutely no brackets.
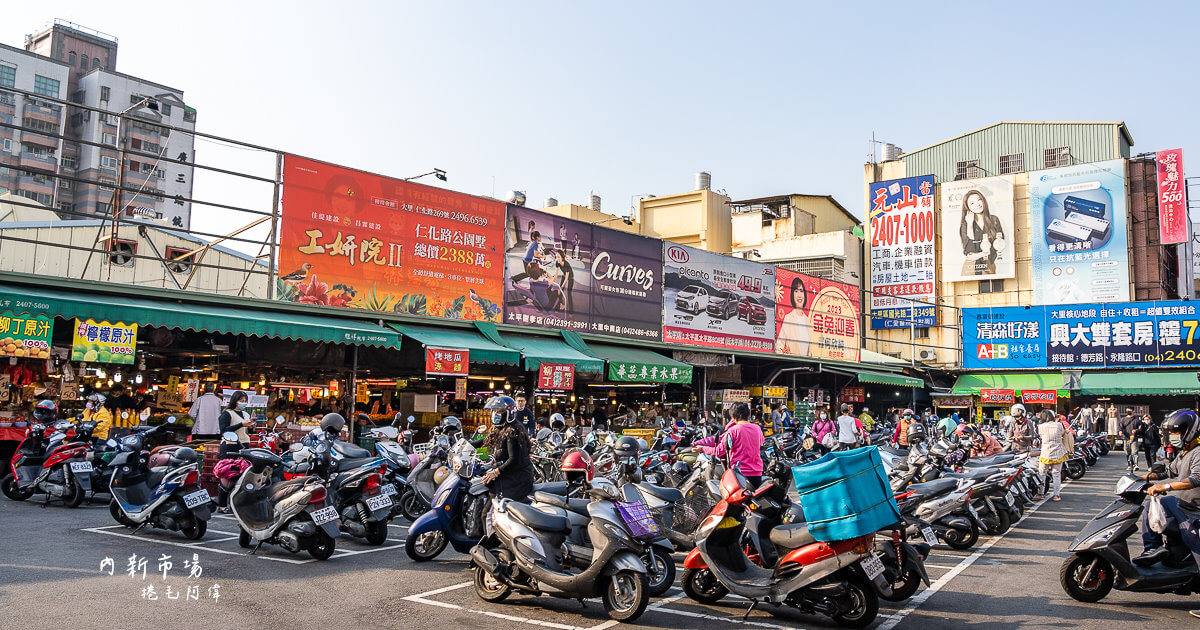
58,178,71,190
57,201,72,213
154,168,165,179
68,52,76,65
100,156,119,169
0,65,14,89
160,102,171,116
1,138,10,152
978,279,1005,293
164,246,194,274
92,58,100,70
80,54,88,69
914,327,930,339
32,75,60,98
955,159,982,180
130,94,143,105
107,238,136,267
16,190,52,205
21,117,58,133
101,132,117,146
183,108,196,123
60,156,76,169
999,153,1024,174
100,86,110,103
1044,146,1071,168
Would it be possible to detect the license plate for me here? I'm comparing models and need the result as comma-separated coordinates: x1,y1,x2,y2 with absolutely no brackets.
861,553,886,580
311,506,339,525
183,490,210,509
366,494,393,511
921,526,939,546
381,484,398,496
69,462,93,473
1007,489,1018,502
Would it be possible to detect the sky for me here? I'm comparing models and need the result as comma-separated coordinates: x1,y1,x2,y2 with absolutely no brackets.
5,1,1198,251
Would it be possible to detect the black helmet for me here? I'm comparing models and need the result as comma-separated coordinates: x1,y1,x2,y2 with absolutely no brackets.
1163,409,1200,449
613,435,640,458
484,396,516,426
441,416,463,434
320,413,346,435
549,413,566,432
907,422,927,444
32,399,57,423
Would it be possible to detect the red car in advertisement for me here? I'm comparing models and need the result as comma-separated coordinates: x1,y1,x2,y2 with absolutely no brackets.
737,296,767,326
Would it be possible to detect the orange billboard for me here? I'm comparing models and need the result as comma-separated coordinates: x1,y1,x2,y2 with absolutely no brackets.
278,155,505,322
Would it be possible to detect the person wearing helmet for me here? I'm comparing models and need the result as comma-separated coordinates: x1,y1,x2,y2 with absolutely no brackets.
441,415,463,436
479,396,535,500
1004,404,1036,452
1036,409,1073,501
969,427,1004,457
935,415,958,441
32,399,57,424
696,402,764,487
549,413,566,434
893,409,916,447
1136,409,1200,567
906,421,927,446
84,392,114,440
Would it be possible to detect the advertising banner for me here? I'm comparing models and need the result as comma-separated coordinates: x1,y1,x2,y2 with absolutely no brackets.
662,243,776,352
0,310,52,359
964,300,1200,369
1022,390,1057,404
940,174,1016,281
1029,159,1130,305
71,319,137,364
867,175,936,328
502,206,662,340
774,268,860,361
1156,149,1187,245
278,155,506,321
424,347,468,376
537,363,575,390
840,387,865,403
454,378,467,400
980,389,1015,404
608,361,692,384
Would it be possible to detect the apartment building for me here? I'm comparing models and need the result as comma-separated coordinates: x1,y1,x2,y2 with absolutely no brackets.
730,193,862,287
0,43,70,209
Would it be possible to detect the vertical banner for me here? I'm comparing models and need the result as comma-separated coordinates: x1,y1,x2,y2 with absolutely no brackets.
662,243,776,352
454,378,467,400
1029,159,1130,305
940,175,1016,281
537,363,575,390
1156,149,1187,245
502,206,661,340
867,175,936,328
774,268,860,361
278,155,505,321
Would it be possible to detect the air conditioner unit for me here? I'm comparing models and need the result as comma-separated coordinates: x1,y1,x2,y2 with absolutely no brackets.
917,350,936,361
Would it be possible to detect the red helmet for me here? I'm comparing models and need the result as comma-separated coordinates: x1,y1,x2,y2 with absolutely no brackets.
561,448,593,483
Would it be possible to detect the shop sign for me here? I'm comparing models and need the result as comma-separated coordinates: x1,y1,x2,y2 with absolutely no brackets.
1156,149,1187,245
425,347,469,376
0,310,52,359
1022,390,1057,404
662,243,776,352
71,318,137,365
931,395,973,408
356,381,368,404
454,378,467,400
608,361,692,384
672,351,732,366
840,387,865,403
719,389,751,403
537,363,575,390
980,389,1015,404
185,379,200,402
749,386,789,399
775,268,860,361
868,174,936,328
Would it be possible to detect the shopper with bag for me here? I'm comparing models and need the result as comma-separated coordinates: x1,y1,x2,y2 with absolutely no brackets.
835,403,867,450
1036,409,1072,501
811,406,837,451
1135,409,1200,567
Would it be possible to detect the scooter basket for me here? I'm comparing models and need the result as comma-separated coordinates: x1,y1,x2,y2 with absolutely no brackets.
412,443,433,459
615,501,660,541
791,446,901,543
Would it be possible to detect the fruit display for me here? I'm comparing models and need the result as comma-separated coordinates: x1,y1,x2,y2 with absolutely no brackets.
0,337,50,359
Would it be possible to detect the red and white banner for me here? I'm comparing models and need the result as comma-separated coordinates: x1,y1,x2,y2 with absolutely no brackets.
537,363,575,390
1157,149,1187,245
1021,390,1057,404
425,347,468,376
980,389,1015,404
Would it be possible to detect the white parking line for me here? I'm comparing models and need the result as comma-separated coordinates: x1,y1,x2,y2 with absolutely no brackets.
646,594,792,629
401,582,618,630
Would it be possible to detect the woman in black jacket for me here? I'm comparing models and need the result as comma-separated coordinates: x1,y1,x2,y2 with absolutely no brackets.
1135,413,1162,470
480,396,535,501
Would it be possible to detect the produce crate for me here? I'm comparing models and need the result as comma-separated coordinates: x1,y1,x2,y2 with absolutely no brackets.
357,436,379,452
791,446,900,542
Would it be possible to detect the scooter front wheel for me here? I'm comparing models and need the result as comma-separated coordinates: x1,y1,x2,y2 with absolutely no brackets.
400,490,427,521
1,474,33,501
1060,554,1113,602
681,567,728,604
603,570,649,622
405,530,448,562
944,522,979,550
646,550,677,597
473,565,511,602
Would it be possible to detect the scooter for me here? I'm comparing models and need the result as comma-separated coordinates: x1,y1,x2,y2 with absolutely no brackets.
368,415,416,510
905,477,983,550
469,477,652,622
398,431,453,520
1061,474,1200,602
405,439,491,561
108,425,212,539
301,431,393,546
229,440,340,560
1,422,93,507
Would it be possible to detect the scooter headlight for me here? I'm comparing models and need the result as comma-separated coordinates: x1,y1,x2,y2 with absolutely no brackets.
1081,523,1123,548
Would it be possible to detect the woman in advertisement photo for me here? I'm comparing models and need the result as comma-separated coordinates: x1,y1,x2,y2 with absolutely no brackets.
776,275,811,356
553,249,575,314
959,190,1007,276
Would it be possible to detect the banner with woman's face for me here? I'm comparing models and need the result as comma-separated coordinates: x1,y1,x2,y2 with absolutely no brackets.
939,174,1016,282
774,268,860,361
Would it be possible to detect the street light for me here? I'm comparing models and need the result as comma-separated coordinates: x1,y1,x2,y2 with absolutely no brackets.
590,215,635,226
405,168,447,182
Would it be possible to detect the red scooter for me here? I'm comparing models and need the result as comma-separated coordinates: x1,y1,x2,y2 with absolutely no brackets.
2,421,94,507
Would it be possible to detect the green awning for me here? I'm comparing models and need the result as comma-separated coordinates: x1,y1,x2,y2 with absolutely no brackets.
480,327,602,373
858,370,923,388
390,323,519,366
1080,371,1200,396
0,284,400,348
951,373,1067,396
560,331,693,383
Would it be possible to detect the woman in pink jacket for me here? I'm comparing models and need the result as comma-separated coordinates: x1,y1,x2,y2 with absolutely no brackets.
693,403,765,486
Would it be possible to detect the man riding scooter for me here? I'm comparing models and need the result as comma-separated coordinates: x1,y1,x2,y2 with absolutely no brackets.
1134,409,1200,568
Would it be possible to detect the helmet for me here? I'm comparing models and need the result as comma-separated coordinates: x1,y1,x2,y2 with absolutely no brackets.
637,438,649,452
432,465,451,486
1010,404,1027,419
549,413,566,432
907,422,927,444
561,448,594,483
32,399,57,423
613,436,640,458
901,408,915,418
319,413,345,435
1163,409,1200,449
87,392,106,407
935,417,956,438
441,416,463,434
484,396,517,426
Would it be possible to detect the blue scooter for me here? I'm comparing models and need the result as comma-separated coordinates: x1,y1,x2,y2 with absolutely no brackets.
405,440,490,561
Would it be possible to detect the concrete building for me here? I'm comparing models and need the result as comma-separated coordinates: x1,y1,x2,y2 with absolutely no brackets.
862,121,1189,367
730,193,862,286
0,42,70,209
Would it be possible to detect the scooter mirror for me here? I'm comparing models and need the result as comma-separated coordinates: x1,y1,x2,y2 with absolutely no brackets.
221,431,239,443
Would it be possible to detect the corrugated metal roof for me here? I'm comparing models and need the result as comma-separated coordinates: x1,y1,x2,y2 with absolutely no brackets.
0,219,266,267
900,121,1133,158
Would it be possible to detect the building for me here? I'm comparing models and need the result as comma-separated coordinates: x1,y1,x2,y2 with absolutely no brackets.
11,20,196,227
0,42,70,209
730,193,863,286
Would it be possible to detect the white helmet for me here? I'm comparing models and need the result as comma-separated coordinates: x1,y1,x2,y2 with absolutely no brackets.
1010,404,1026,418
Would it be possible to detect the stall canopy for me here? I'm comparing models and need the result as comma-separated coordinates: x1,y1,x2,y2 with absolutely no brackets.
390,323,519,366
951,373,1067,396
473,322,602,373
561,331,693,384
0,284,401,348
1079,371,1200,396
856,369,923,388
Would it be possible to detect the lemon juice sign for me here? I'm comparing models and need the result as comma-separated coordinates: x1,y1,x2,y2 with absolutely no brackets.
71,319,137,365
0,310,53,359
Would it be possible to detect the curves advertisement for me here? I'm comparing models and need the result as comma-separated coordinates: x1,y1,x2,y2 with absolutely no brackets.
867,175,936,328
278,155,506,321
662,243,775,352
774,268,860,361
502,206,662,340
1029,159,1130,305
940,174,1016,282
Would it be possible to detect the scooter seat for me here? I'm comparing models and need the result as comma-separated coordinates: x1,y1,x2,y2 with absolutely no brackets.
533,491,590,515
147,466,168,489
507,501,571,532
635,482,682,503
907,478,959,499
943,468,994,482
332,442,371,459
769,523,817,550
532,481,569,496
269,477,312,503
967,454,1015,467
878,444,908,458
334,457,378,472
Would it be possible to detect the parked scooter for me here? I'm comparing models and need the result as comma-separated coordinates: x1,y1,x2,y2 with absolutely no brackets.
108,424,212,539
299,428,393,546
2,411,94,507
398,418,459,520
405,438,491,561
369,414,416,510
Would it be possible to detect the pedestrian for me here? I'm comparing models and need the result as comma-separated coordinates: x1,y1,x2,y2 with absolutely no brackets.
513,395,535,435
534,417,552,441
780,404,795,428
811,406,837,450
893,408,916,447
479,396,536,501
835,403,867,450
1005,404,1037,452
1135,413,1162,470
591,404,608,432
769,403,783,432
1119,408,1141,472
697,403,764,487
1036,409,1073,501
218,391,253,449
188,384,223,441
1077,405,1093,435
858,406,875,432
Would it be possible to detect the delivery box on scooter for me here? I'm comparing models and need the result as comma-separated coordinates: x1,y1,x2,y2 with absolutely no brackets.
791,446,900,542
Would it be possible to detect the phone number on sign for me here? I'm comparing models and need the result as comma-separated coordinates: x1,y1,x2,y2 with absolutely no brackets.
1145,350,1200,364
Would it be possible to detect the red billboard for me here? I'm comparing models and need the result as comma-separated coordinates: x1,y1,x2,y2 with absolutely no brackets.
980,389,1015,404
1156,149,1187,245
775,268,860,361
537,363,575,390
425,347,468,376
1021,390,1057,404
277,155,505,321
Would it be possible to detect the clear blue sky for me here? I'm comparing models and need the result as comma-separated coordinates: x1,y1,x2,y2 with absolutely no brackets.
6,1,1197,235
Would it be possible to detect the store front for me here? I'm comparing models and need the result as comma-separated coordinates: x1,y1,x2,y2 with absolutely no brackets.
951,372,1069,425
1078,371,1200,431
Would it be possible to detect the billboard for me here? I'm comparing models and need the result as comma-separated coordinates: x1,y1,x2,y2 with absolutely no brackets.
502,206,662,340
1029,159,1130,305
868,175,936,328
963,300,1200,369
1156,149,1187,245
940,174,1016,281
774,268,860,361
278,155,506,321
662,243,775,352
